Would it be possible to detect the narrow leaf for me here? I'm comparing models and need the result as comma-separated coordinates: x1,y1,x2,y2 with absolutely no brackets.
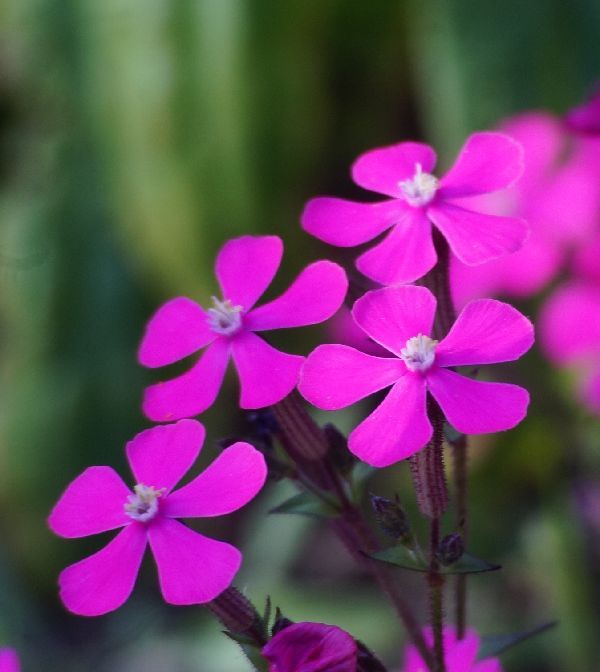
371,547,500,574
478,621,557,659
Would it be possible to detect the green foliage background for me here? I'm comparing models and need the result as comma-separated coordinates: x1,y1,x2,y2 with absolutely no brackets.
0,1,599,670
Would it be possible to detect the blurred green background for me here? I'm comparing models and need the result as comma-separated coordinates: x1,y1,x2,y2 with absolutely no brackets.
0,1,599,670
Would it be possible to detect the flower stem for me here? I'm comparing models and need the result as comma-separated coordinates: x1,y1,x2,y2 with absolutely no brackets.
428,228,469,641
272,396,435,669
453,435,468,639
428,516,445,672
206,586,267,646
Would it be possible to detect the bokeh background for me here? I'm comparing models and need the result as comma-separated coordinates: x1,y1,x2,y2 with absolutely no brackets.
1,1,599,670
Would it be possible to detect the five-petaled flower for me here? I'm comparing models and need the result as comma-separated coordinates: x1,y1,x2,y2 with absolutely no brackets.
400,627,502,672
139,235,348,421
0,649,20,672
262,622,358,672
299,285,533,467
301,132,528,285
48,420,267,616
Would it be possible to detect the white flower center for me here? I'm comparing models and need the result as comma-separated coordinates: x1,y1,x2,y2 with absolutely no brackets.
398,163,439,207
400,334,438,372
206,296,243,335
124,484,165,522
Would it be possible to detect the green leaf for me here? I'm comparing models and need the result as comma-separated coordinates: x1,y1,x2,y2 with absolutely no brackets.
269,491,338,518
371,547,501,575
240,643,270,672
478,621,557,659
444,422,465,445
350,461,376,502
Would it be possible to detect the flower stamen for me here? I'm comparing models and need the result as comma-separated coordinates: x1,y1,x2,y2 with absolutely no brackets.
399,163,439,207
400,334,438,372
206,296,243,335
124,484,165,522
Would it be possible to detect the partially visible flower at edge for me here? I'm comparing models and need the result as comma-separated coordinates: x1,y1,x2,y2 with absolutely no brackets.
302,131,528,285
540,281,600,414
299,285,534,467
400,627,501,672
139,235,348,421
566,87,600,135
451,111,600,306
0,649,20,672
262,622,358,672
48,420,267,616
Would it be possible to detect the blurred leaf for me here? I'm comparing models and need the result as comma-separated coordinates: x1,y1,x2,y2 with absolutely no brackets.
372,546,500,575
269,491,338,518
478,621,557,659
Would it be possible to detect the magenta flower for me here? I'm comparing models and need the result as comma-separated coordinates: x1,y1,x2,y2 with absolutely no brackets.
48,420,267,616
400,627,501,672
566,89,600,135
139,235,348,421
540,282,600,414
301,132,527,285
0,649,20,672
299,285,533,467
452,112,600,306
262,622,357,672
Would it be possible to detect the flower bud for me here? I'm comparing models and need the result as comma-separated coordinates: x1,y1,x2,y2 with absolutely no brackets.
437,532,465,566
370,494,411,541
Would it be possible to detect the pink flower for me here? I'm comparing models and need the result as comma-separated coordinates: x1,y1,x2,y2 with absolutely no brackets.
400,627,502,672
451,112,600,306
262,622,357,672
48,420,267,616
566,89,600,135
301,132,527,285
540,282,600,414
299,285,533,467
139,235,348,421
0,649,20,672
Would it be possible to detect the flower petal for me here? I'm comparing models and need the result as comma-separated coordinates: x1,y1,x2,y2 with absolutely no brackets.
427,368,529,434
231,331,303,408
356,208,437,284
473,660,503,672
352,286,437,357
58,524,147,616
436,299,534,368
301,197,404,246
164,442,267,518
142,338,230,421
502,112,563,194
262,622,358,672
48,466,130,538
540,283,600,364
0,649,20,672
245,261,348,331
445,629,479,670
126,420,205,494
582,367,600,415
349,375,431,467
351,142,437,198
215,235,283,311
138,297,215,368
299,344,405,410
428,202,529,266
148,517,241,604
439,131,524,198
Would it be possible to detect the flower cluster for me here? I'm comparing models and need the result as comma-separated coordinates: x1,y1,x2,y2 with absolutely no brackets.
47,96,550,670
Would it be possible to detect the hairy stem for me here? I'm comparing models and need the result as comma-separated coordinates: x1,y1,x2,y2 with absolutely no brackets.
429,517,445,672
272,397,435,668
206,586,267,646
453,435,468,638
